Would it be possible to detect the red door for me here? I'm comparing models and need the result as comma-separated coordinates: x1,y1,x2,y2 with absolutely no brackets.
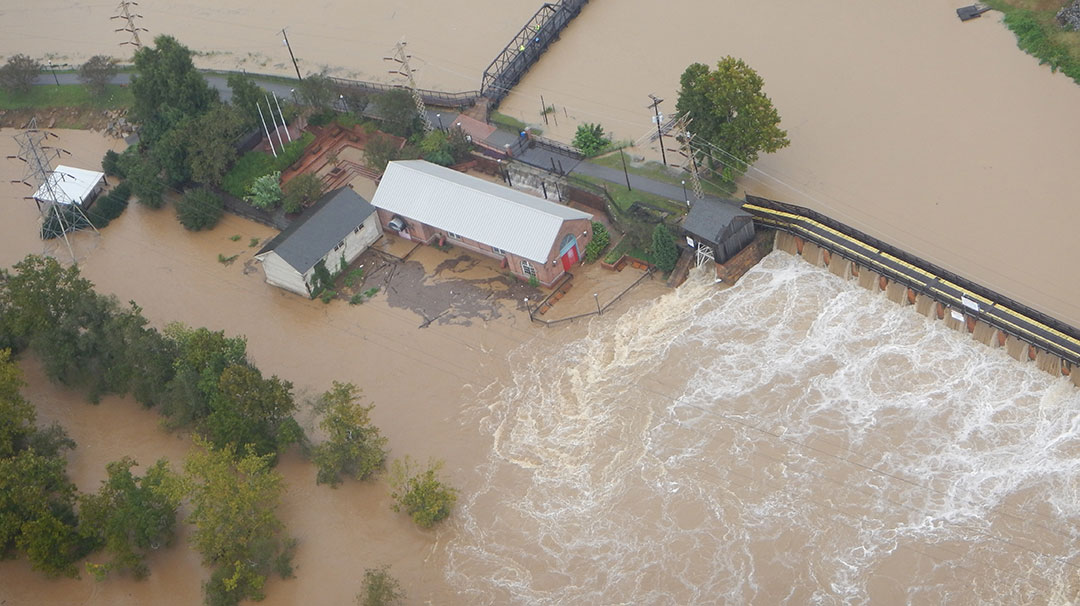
561,245,579,271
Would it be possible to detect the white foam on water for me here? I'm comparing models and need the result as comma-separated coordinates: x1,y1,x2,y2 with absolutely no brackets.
447,251,1080,605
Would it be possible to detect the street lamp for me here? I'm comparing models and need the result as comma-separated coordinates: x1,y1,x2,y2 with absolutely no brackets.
594,293,601,316
48,60,59,87
682,180,689,206
436,113,443,130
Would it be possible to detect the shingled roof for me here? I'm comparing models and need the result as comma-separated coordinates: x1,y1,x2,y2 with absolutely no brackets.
682,197,752,244
256,187,375,273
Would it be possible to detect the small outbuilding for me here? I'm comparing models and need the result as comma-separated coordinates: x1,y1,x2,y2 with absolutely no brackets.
255,186,382,297
680,197,755,265
33,165,105,208
371,160,594,286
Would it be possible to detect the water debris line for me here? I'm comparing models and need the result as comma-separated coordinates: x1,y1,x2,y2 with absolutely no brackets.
447,253,1080,604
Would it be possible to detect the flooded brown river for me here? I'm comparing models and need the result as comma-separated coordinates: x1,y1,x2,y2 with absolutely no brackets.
3,0,1080,602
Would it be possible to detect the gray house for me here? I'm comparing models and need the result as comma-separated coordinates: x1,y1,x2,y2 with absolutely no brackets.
255,187,381,297
680,198,755,265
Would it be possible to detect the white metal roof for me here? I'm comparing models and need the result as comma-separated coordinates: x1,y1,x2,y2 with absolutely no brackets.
371,160,592,262
33,165,104,206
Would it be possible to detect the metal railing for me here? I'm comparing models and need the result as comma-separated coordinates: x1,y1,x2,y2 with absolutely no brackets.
328,76,481,109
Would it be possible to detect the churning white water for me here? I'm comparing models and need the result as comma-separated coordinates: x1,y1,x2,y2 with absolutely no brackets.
447,251,1080,605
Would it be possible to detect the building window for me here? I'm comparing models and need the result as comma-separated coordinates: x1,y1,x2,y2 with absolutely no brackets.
353,224,363,234
491,245,507,255
520,260,536,277
333,239,345,251
446,231,462,240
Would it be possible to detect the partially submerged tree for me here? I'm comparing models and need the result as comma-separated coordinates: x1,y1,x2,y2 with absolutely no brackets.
311,382,388,487
126,154,166,209
675,57,789,183
572,122,610,157
176,187,224,231
357,566,405,606
78,55,118,97
388,456,458,529
205,364,303,459
0,54,42,95
177,439,295,606
78,458,180,580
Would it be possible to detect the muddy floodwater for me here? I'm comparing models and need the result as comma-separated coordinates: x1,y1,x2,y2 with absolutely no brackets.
3,0,1080,601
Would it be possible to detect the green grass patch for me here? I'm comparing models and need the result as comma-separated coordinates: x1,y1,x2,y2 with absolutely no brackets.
983,1,1080,84
571,173,686,214
221,131,315,198
0,84,133,110
490,111,539,134
590,152,735,199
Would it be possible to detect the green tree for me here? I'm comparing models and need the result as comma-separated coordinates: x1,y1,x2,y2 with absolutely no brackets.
373,89,422,138
419,130,453,166
0,255,95,352
650,223,679,273
78,55,118,97
178,439,294,606
0,349,35,458
311,382,388,487
282,172,324,214
357,566,405,606
152,125,193,188
78,458,180,580
246,171,283,209
296,71,338,112
186,105,246,186
0,450,81,577
101,150,123,177
363,134,401,174
160,323,248,429
130,35,217,127
226,73,264,128
205,364,303,459
572,122,610,157
127,154,167,209
675,57,789,183
0,54,42,95
388,456,458,529
176,187,224,231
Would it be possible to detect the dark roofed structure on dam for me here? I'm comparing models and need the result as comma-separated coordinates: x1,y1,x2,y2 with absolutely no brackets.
680,198,756,266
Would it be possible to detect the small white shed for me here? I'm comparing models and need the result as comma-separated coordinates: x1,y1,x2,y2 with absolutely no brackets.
33,165,105,207
255,186,382,297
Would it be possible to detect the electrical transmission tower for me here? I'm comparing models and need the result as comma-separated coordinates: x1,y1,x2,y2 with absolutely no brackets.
112,0,148,49
384,40,432,134
669,116,704,201
7,118,100,263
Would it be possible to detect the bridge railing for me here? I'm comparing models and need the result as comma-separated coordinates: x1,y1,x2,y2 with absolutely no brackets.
481,0,589,105
328,76,480,108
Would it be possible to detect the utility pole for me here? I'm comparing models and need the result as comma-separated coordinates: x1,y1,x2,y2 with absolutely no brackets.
648,94,667,166
670,116,703,200
7,118,100,263
385,40,433,134
282,28,302,80
112,1,147,49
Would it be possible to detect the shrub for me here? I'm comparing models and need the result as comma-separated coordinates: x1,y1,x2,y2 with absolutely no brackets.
583,221,610,262
572,122,610,157
176,187,224,231
245,172,283,209
357,566,405,606
0,54,42,95
650,223,679,273
221,132,314,198
87,182,132,228
388,457,458,529
101,150,122,177
528,275,539,288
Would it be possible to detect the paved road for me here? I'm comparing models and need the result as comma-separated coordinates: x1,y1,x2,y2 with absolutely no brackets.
33,71,299,104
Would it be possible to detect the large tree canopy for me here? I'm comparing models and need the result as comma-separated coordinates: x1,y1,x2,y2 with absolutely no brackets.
675,57,789,183
130,35,217,131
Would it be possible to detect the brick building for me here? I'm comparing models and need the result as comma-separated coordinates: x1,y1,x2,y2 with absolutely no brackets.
371,160,594,286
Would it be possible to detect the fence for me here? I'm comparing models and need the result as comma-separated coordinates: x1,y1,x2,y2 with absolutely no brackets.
328,77,480,109
528,266,654,327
